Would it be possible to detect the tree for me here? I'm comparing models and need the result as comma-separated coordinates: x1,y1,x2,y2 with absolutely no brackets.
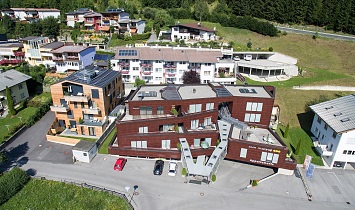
0,152,7,163
284,123,290,138
41,17,60,39
6,86,16,116
194,0,209,21
182,70,201,84
134,78,146,87
247,39,252,49
295,140,302,155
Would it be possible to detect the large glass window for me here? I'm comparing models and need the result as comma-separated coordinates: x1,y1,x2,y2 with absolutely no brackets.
131,141,147,148
244,113,261,122
161,140,171,149
139,126,148,133
140,106,153,115
206,103,214,111
191,119,199,130
189,104,202,113
157,106,164,115
240,148,247,158
246,102,263,111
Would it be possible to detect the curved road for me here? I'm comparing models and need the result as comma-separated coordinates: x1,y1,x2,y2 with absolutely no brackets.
276,26,355,42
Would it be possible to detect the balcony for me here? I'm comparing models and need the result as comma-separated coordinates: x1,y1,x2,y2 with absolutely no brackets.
121,70,129,74
50,105,69,112
65,56,79,60
14,51,25,57
53,56,63,61
119,62,130,67
167,73,176,77
82,107,101,115
165,64,176,68
143,71,152,75
81,118,107,126
64,94,91,102
0,59,24,65
315,144,333,156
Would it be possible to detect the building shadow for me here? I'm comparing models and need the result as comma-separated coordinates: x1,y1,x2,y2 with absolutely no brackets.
297,111,314,136
0,142,29,173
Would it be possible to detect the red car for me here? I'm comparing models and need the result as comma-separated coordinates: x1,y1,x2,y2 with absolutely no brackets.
114,158,127,171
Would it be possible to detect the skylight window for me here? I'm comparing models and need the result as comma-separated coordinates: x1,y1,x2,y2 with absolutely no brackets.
334,112,342,117
325,106,334,110
340,118,350,123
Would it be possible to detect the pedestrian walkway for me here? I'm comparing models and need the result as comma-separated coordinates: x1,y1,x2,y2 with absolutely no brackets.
293,85,355,91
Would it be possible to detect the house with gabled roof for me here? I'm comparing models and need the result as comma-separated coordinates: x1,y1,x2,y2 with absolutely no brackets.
163,22,217,41
310,94,355,169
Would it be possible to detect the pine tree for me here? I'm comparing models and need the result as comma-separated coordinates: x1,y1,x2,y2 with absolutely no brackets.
284,123,290,138
6,86,16,116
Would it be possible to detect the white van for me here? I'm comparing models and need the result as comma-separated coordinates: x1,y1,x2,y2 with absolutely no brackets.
244,55,252,61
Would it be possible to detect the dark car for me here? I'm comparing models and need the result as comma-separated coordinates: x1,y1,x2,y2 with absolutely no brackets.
153,160,164,175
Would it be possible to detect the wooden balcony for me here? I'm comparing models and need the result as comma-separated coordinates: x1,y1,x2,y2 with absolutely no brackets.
82,107,101,115
50,105,69,113
64,94,91,102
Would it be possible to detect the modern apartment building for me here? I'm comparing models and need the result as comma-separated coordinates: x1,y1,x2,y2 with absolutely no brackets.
1,8,60,22
40,42,65,68
0,42,25,66
310,94,355,169
109,83,296,177
20,36,51,66
49,65,124,138
83,12,102,31
51,45,96,73
111,46,236,85
65,8,92,28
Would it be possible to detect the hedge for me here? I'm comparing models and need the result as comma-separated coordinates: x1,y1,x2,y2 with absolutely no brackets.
26,97,52,127
0,167,30,205
131,33,151,41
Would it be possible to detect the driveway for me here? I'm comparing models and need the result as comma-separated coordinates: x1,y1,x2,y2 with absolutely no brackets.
0,111,73,172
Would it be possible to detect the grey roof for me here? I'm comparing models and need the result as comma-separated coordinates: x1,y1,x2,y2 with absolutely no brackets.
41,42,64,49
0,70,31,92
178,85,216,100
310,94,355,133
73,140,96,152
59,65,120,88
161,86,181,100
19,36,41,41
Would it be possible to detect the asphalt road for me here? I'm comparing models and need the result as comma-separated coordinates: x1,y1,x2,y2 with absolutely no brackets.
276,26,355,42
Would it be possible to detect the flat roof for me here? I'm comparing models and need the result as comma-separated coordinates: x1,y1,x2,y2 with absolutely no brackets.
41,42,64,49
131,85,166,101
51,45,94,53
73,140,96,151
231,127,282,147
178,85,216,99
237,59,290,70
224,86,271,98
310,94,355,133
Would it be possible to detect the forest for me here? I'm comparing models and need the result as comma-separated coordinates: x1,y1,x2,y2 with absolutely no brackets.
0,0,354,35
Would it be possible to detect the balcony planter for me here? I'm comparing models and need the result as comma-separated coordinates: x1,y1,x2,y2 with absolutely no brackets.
211,174,216,183
181,168,187,177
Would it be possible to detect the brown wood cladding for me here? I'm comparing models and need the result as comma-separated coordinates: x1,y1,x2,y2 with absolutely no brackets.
226,139,296,170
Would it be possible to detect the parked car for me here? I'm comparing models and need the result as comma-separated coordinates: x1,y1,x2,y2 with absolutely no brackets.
114,158,127,171
153,160,164,175
244,55,252,61
168,161,178,176
233,56,240,61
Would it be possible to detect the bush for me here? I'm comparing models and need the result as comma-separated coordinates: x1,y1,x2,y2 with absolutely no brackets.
131,33,151,41
0,167,30,205
268,47,273,52
181,168,187,176
251,179,259,187
26,96,52,127
211,174,216,182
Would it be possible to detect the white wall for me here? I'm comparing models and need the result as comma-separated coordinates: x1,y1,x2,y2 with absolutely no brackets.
72,144,98,163
38,11,60,19
268,52,297,65
79,48,96,67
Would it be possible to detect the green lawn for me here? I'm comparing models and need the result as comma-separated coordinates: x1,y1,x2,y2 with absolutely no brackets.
99,129,116,154
0,107,37,144
2,179,131,210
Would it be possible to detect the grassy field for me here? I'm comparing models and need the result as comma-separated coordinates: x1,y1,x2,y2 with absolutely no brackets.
99,129,116,154
2,179,130,210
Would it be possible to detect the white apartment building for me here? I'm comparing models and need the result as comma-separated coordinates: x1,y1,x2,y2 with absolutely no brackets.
310,94,355,169
1,8,60,22
111,46,236,85
165,23,216,41
51,45,96,73
65,8,92,28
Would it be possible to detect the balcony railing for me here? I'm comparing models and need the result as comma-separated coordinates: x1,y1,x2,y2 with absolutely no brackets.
66,56,79,60
50,105,69,113
141,63,152,67
53,56,63,61
143,71,152,75
119,62,130,67
0,59,24,65
121,70,129,74
315,144,333,156
82,107,101,115
167,73,175,77
14,51,25,57
64,94,91,102
165,64,176,68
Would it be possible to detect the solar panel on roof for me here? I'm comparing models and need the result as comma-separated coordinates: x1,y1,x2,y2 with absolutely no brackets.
94,54,114,61
118,50,137,56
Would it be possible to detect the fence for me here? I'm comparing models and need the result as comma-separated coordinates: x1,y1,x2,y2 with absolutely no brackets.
32,176,134,210
96,120,116,147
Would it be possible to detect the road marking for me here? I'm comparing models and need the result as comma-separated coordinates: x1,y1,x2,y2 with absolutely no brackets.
327,172,343,187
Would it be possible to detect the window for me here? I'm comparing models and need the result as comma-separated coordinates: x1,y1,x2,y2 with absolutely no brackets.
18,83,23,90
81,102,84,108
133,67,139,71
157,106,164,115
191,119,199,130
240,148,247,158
155,68,162,73
20,93,25,99
189,104,202,113
161,140,171,149
246,102,263,111
332,131,337,139
204,117,212,126
163,124,174,132
91,89,99,99
139,126,148,133
317,116,321,123
261,152,279,163
204,71,210,76
131,141,147,148
324,124,328,130
206,103,214,111
194,139,200,147
74,102,78,108
244,113,261,122
83,153,87,156
315,127,318,133
140,106,152,115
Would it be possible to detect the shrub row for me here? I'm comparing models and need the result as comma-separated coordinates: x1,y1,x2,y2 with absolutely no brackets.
131,33,151,41
0,167,30,205
26,99,52,126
